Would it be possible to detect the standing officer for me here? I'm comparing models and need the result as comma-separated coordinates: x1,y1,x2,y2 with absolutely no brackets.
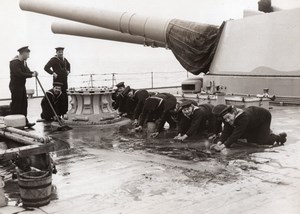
44,47,70,115
211,104,287,151
9,46,38,128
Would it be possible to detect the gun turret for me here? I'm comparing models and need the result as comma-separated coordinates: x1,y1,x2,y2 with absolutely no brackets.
19,0,224,75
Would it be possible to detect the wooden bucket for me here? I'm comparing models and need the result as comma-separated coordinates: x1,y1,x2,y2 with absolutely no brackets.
18,170,52,207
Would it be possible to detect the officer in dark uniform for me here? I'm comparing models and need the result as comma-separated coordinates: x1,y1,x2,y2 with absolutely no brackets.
174,100,221,142
122,87,149,125
44,47,70,115
211,104,287,151
9,46,38,128
40,82,65,121
135,93,177,137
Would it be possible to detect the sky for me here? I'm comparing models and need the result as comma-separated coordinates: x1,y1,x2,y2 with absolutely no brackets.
1,0,300,97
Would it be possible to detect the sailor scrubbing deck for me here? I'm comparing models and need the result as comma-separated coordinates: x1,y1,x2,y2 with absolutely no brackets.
40,82,65,121
211,105,287,151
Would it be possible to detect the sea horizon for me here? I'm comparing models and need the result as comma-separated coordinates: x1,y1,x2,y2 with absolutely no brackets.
1,60,190,99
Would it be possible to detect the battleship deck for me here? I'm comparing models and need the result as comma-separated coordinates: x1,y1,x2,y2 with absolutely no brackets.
1,98,300,214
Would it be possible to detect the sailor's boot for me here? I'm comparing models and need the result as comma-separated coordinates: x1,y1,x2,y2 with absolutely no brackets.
274,132,287,145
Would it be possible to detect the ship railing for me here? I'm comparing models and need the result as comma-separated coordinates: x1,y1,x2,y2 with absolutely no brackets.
0,70,189,100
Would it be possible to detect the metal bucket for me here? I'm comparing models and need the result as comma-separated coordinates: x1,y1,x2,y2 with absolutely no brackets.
18,170,52,207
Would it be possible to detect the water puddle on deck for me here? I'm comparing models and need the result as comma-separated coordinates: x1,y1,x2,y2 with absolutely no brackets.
1,122,281,207
47,123,269,162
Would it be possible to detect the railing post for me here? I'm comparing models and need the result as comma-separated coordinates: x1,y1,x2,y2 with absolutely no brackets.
112,73,115,87
90,74,94,87
151,72,154,88
35,77,38,97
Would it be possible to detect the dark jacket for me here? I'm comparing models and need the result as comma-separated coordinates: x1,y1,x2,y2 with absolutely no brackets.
220,106,273,147
178,103,214,137
139,93,177,132
131,89,149,120
113,92,127,114
9,56,33,90
9,56,33,116
41,89,64,120
44,56,70,91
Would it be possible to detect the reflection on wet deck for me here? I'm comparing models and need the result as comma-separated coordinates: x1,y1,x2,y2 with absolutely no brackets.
1,98,300,213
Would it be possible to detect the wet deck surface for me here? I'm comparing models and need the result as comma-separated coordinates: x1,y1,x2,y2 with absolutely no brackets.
1,98,300,214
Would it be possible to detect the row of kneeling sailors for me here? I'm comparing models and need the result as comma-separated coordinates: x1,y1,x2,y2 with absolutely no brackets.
112,82,287,152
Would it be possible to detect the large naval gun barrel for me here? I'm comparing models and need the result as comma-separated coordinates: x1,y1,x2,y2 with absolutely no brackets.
20,0,224,75
19,0,170,44
51,22,166,48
